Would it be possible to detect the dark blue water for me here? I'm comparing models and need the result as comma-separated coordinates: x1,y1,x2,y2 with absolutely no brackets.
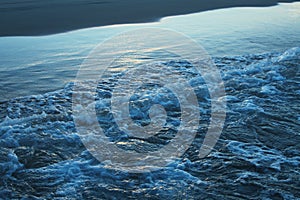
0,46,299,199
0,3,300,199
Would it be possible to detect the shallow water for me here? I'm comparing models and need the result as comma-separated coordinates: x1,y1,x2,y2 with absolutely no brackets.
0,2,300,199
0,47,299,199
0,3,300,101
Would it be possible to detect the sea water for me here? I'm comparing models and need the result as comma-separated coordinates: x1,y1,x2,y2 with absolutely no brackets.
0,45,299,199
0,2,300,199
0,3,299,101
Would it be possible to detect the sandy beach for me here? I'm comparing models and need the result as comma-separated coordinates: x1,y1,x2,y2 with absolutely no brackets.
0,0,299,36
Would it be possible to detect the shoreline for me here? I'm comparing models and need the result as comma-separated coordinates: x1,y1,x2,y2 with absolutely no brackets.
0,0,299,37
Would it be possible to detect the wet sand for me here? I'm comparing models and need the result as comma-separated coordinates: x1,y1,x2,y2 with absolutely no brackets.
0,0,299,36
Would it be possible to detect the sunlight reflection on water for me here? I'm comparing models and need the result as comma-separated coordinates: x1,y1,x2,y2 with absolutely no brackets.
0,3,299,101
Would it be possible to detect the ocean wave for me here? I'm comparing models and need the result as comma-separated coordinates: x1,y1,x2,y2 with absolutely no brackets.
0,47,299,199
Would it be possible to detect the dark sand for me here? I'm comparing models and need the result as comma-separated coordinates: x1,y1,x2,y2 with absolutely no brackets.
0,0,299,36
